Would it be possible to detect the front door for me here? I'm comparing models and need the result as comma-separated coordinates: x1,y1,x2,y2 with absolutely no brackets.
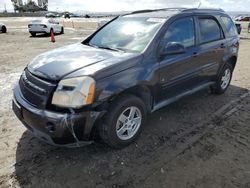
157,17,201,102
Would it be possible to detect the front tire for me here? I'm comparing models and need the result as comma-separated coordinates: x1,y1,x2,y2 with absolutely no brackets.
99,95,147,148
1,26,7,33
212,63,233,94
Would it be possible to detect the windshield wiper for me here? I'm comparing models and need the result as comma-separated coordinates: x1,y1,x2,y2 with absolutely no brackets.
87,43,126,52
99,46,119,51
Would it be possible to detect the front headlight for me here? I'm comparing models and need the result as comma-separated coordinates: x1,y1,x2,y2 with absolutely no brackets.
52,76,95,108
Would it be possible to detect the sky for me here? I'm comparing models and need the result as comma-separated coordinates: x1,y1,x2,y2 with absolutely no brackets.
0,0,250,12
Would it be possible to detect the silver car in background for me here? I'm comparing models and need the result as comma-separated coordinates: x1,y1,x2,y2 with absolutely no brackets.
0,22,7,33
28,19,64,37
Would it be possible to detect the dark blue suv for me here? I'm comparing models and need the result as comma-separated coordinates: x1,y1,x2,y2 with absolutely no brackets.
13,8,240,148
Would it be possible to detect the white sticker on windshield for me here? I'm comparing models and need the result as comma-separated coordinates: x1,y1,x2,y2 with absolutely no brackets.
147,18,166,23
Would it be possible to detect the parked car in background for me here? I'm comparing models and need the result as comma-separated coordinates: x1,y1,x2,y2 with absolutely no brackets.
13,8,240,148
235,16,243,21
70,13,81,18
0,22,7,33
28,19,64,37
85,14,91,18
248,23,250,33
45,13,57,18
235,23,242,34
64,12,70,19
236,16,250,21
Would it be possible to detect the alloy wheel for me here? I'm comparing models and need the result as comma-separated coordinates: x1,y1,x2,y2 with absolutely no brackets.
116,106,142,141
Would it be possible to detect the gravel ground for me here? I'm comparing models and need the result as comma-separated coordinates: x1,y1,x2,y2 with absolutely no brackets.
0,18,250,188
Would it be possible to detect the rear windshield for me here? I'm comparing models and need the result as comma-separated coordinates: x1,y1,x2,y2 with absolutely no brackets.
32,19,50,23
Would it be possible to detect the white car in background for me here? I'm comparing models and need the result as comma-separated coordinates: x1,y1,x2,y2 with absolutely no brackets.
28,19,64,37
0,22,7,33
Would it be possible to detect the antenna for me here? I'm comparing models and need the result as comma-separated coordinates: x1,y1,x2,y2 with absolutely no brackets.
198,0,202,8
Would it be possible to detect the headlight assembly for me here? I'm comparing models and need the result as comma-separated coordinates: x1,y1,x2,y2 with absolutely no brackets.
52,76,95,108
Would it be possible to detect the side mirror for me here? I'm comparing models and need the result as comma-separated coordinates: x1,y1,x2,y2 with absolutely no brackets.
161,42,186,56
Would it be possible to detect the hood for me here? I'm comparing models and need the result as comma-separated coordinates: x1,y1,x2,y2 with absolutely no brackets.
28,43,136,81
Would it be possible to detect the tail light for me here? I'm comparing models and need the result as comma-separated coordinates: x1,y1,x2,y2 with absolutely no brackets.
40,24,47,28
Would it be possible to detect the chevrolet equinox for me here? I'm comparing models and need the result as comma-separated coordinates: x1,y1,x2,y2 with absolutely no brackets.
13,8,240,148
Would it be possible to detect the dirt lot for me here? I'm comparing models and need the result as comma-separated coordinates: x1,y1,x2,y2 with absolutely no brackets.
0,18,250,188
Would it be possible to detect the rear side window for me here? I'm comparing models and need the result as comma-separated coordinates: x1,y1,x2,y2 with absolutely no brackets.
198,18,222,44
221,16,238,37
164,17,195,48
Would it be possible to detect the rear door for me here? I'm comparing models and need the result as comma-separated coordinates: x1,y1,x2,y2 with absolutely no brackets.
195,16,227,82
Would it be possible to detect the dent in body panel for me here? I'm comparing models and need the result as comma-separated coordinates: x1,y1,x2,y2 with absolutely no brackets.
94,57,159,103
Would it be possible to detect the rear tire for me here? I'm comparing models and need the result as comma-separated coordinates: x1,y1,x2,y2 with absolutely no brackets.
50,28,54,35
212,63,233,94
98,95,147,149
60,27,64,34
30,32,36,37
1,26,7,33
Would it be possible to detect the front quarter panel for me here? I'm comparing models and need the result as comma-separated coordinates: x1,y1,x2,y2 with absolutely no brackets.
94,55,158,103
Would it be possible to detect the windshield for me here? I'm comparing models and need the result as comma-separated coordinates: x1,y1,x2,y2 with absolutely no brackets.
88,17,165,53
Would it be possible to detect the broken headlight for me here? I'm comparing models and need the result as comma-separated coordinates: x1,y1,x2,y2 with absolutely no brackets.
52,76,95,108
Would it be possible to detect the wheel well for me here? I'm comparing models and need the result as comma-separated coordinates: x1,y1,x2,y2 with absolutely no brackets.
90,85,153,140
112,85,153,113
228,56,237,70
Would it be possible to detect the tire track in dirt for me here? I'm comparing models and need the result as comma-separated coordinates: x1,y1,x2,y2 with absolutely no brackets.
100,90,250,187
1,24,250,188
129,90,250,187
4,90,249,188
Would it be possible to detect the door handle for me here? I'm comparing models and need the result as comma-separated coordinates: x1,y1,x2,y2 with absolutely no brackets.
220,43,226,48
193,52,198,57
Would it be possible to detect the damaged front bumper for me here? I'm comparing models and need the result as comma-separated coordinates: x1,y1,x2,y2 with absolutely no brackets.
12,85,104,148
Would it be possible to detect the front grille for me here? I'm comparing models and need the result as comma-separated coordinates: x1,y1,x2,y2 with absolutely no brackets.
19,69,57,109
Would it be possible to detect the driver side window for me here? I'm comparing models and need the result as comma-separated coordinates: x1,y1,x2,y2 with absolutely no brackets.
164,17,195,48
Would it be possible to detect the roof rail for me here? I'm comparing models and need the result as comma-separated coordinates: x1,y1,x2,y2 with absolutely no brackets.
130,9,156,14
128,7,225,16
130,7,187,15
182,8,225,13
